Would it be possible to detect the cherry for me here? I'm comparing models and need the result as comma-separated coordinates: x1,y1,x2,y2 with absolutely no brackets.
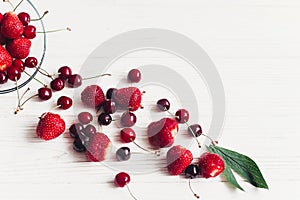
102,100,116,114
114,172,130,187
83,124,97,136
188,124,202,137
7,66,21,81
98,113,112,126
73,138,86,152
78,112,93,124
0,71,8,84
58,66,72,80
106,88,117,99
12,59,25,72
18,12,30,26
120,128,136,143
0,12,3,23
185,164,200,199
175,109,189,123
116,147,131,161
120,111,137,127
157,98,170,111
69,123,84,138
185,164,200,178
57,96,73,110
38,87,52,100
67,74,82,88
24,57,38,68
23,25,36,39
50,78,65,91
128,69,141,83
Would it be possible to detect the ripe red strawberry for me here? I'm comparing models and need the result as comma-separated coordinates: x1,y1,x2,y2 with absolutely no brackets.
81,85,105,108
6,38,31,59
167,145,193,175
0,12,24,39
86,132,111,162
113,87,142,111
0,12,3,24
0,45,12,71
147,118,179,148
198,152,225,178
36,112,66,141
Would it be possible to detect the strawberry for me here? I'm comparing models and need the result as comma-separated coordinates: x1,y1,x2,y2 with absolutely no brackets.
0,45,12,71
0,12,3,24
0,32,7,45
6,38,31,59
147,118,179,148
81,85,105,108
36,112,66,140
198,152,225,178
0,12,24,39
113,87,142,111
86,132,111,162
167,145,193,175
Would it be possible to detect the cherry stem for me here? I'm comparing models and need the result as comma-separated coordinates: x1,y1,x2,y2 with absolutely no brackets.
188,178,200,199
19,94,38,108
126,184,138,200
3,0,14,10
19,87,30,102
202,133,218,146
13,0,24,11
132,140,160,156
14,77,21,114
37,27,71,34
35,67,53,80
31,11,49,21
24,71,47,87
82,73,112,80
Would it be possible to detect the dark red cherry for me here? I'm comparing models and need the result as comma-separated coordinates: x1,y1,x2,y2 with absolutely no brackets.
120,111,137,127
12,59,25,72
98,113,112,126
106,88,117,99
18,12,30,26
23,25,36,39
24,57,38,68
7,66,21,81
102,100,116,114
188,124,202,137
157,98,170,111
114,172,130,187
175,109,189,123
38,87,52,100
57,96,73,110
58,66,72,80
83,124,97,136
78,112,93,124
120,128,136,143
50,78,65,91
128,69,141,83
67,74,82,88
69,123,84,138
0,71,8,84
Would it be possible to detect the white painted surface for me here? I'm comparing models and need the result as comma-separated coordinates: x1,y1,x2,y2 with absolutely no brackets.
1,0,300,199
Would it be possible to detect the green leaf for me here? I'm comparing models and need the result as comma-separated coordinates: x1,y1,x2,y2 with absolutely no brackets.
207,145,244,191
207,145,268,190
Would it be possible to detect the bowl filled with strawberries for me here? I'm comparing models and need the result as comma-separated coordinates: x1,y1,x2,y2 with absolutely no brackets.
0,0,46,94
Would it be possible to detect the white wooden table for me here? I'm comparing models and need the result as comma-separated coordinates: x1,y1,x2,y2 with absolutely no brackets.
1,0,300,199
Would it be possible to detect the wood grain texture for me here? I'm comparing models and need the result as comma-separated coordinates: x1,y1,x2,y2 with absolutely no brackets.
1,0,300,199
